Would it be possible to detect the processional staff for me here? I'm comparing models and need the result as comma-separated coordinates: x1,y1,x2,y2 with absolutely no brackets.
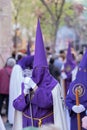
75,89,81,130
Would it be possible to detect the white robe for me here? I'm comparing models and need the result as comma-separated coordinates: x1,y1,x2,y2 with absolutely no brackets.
8,65,24,130
60,73,71,130
52,83,68,130
0,115,6,130
72,66,78,81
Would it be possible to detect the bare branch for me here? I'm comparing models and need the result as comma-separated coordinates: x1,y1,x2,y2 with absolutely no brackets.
13,0,24,23
16,0,24,17
40,0,56,23
56,0,65,23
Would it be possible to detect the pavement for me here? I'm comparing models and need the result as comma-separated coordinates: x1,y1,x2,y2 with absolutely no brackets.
5,122,12,130
1,104,13,130
1,115,12,130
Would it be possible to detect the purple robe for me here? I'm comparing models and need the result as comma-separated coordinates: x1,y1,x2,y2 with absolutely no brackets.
65,50,87,130
65,80,87,130
64,76,72,96
13,79,55,128
66,94,86,130
64,58,75,95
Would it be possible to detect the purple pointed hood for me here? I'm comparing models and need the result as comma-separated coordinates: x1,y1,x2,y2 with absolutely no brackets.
66,50,87,103
18,55,34,70
75,49,87,82
32,19,57,90
33,19,48,68
64,43,76,78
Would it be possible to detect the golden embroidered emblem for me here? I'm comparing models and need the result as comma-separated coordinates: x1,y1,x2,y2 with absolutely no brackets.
65,65,71,72
72,83,85,97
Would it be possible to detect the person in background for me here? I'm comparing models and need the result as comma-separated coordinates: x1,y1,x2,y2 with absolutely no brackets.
46,46,52,64
15,51,26,63
11,51,16,60
77,51,83,64
49,57,61,82
0,58,16,117
54,50,66,72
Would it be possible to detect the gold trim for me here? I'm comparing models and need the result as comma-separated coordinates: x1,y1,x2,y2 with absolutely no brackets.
23,112,53,127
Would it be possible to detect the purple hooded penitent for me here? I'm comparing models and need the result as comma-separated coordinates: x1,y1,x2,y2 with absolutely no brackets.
13,19,58,128
66,50,87,130
64,43,76,95
64,43,76,78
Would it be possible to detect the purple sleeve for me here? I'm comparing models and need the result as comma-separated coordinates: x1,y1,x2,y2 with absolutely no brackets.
65,94,76,110
31,88,53,108
66,93,87,111
83,102,87,109
13,93,30,111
